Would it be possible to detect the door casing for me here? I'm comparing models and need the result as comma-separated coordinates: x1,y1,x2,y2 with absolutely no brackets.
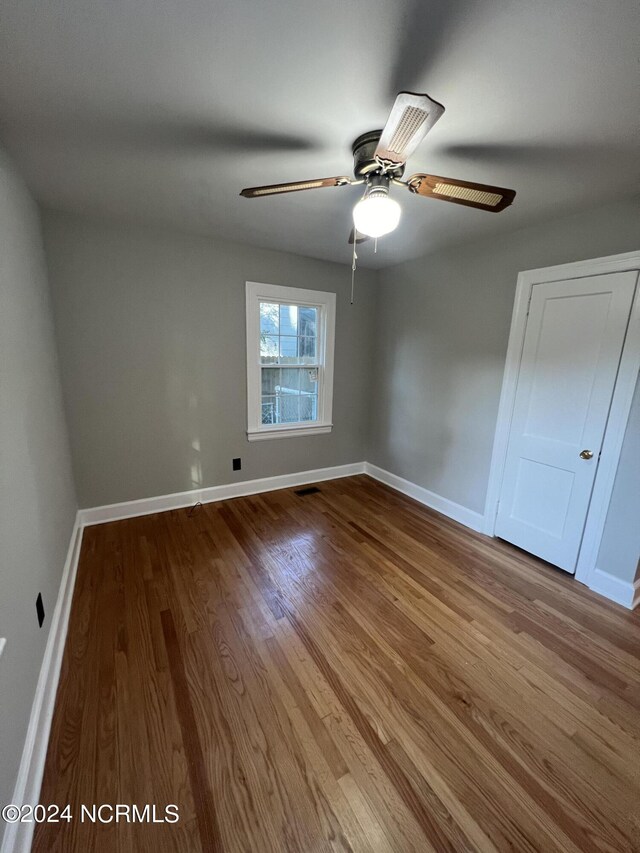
484,250,640,588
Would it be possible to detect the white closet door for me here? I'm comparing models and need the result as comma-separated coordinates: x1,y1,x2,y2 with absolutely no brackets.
495,271,637,572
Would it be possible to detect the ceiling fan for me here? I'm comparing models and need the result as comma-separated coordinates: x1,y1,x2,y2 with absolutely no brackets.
240,92,516,243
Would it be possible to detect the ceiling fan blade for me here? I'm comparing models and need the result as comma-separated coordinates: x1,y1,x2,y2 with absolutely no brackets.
348,228,370,245
240,176,352,198
374,92,445,166
406,173,516,212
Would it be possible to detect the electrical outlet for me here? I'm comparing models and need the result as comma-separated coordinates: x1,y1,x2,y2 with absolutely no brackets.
232,458,241,471
36,593,45,628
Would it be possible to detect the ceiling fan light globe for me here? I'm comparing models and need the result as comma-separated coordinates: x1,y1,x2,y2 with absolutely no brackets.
352,196,401,238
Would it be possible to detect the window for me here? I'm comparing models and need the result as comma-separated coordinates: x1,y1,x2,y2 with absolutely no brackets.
246,282,335,440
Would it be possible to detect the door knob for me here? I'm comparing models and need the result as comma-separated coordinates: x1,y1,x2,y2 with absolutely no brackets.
579,449,594,460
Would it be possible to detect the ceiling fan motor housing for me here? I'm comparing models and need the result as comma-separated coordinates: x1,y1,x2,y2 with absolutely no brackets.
352,131,405,179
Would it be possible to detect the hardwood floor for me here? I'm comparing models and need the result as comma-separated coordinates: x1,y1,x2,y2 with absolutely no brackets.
34,475,640,852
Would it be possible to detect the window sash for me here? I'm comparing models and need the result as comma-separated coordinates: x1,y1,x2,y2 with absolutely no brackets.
260,364,320,427
257,303,324,428
259,302,319,365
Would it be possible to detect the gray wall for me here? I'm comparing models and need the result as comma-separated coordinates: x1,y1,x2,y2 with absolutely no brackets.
370,196,640,581
0,150,77,816
43,211,377,508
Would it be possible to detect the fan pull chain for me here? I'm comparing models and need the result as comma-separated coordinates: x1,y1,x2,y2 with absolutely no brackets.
350,233,358,305
374,237,378,254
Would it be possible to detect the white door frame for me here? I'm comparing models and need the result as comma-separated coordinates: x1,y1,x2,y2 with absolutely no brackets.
483,250,640,587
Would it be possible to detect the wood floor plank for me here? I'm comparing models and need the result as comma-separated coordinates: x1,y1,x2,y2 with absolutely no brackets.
35,475,640,852
161,608,221,852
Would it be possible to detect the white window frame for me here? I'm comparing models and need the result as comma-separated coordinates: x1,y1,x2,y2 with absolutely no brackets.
245,281,336,441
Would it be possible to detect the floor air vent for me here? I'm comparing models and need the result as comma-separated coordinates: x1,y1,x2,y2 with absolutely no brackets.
294,486,321,496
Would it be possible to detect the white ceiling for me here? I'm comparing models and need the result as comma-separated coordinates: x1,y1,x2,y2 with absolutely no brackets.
0,0,638,268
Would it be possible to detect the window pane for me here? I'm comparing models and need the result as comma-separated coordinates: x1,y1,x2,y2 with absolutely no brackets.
299,394,318,422
261,368,280,395
261,396,277,425
279,336,298,360
300,368,318,393
277,395,300,423
279,368,301,392
279,304,298,335
260,302,279,335
299,336,316,360
260,334,279,361
299,306,317,337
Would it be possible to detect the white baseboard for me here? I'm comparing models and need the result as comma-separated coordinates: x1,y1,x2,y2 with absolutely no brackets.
364,463,485,533
78,462,367,526
587,567,640,610
78,461,487,536
1,516,84,853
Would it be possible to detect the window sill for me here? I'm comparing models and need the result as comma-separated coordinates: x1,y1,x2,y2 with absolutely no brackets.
247,423,333,441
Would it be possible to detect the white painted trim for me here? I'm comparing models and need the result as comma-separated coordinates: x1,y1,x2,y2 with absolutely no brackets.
247,423,332,441
575,285,640,583
245,281,336,441
483,270,532,536
79,460,486,532
365,463,485,533
506,249,640,286
1,516,84,853
587,568,640,610
483,251,640,589
78,463,366,526
81,462,485,532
